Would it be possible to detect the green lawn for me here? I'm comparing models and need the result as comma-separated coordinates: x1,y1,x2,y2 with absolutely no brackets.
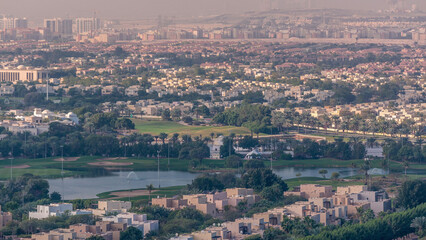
97,185,185,202
133,119,255,137
285,177,365,190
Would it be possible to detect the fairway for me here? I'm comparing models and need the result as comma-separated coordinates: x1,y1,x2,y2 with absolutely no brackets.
133,119,254,137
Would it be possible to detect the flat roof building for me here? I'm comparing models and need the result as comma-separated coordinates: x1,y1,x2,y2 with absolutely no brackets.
0,68,49,82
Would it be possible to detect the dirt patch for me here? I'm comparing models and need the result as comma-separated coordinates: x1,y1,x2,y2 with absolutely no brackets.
108,190,158,199
54,157,80,162
88,161,133,167
4,164,30,169
99,157,128,161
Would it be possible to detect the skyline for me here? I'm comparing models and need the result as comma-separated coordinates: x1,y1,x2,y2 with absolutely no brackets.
2,0,426,20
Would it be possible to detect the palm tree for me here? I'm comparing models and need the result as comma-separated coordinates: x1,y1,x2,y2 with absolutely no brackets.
403,160,409,176
296,173,302,183
171,133,179,146
362,159,371,185
410,217,426,238
366,137,376,148
146,184,154,201
159,133,168,145
332,115,340,130
320,115,331,135
318,169,328,179
381,159,389,176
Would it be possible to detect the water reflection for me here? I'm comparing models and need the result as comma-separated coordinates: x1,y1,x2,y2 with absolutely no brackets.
49,166,393,200
49,171,199,200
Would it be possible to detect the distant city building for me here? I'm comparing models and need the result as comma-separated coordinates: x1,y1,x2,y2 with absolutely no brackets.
1,17,27,30
75,17,100,34
44,18,73,36
0,67,49,82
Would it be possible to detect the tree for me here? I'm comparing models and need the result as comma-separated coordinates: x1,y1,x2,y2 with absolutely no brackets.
120,226,143,240
50,192,61,202
189,146,210,166
318,169,328,179
396,180,426,209
189,176,224,191
242,169,288,192
244,234,262,240
410,217,426,238
113,46,128,58
220,137,235,158
115,118,135,130
357,207,375,223
243,159,265,169
239,136,259,150
161,109,171,121
159,133,168,145
263,228,288,240
305,203,426,240
331,172,340,180
225,155,243,168
24,92,48,106
146,184,154,201
260,184,285,202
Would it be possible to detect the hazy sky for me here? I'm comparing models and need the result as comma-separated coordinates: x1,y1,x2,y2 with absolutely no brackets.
2,0,425,20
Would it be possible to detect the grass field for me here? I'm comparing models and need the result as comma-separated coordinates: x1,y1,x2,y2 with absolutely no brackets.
285,177,366,190
96,185,185,202
133,119,255,137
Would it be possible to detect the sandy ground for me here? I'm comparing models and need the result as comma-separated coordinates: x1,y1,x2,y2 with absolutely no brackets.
88,161,133,166
108,190,158,199
54,157,80,162
4,164,30,169
99,157,128,161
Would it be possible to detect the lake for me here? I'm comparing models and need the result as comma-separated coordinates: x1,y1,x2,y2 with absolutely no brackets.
48,167,381,200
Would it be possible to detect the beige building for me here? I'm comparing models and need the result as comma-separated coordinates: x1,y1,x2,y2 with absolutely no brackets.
94,200,131,216
151,197,189,210
0,206,12,230
0,68,49,82
285,184,333,199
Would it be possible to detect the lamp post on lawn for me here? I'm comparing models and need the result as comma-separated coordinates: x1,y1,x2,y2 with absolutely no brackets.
157,150,161,188
61,145,64,175
168,139,170,169
10,157,13,180
60,145,64,201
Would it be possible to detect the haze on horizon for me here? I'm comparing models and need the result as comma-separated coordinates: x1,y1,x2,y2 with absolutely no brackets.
2,0,426,20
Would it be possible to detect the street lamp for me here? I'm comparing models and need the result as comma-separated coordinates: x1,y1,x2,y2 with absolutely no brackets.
9,157,13,180
168,139,170,169
157,150,161,188
60,145,64,202
60,145,64,175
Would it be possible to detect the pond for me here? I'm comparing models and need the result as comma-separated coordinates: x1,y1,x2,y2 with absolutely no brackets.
48,171,200,200
48,166,387,200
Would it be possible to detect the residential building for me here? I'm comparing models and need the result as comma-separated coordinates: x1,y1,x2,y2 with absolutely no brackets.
75,17,100,34
29,203,91,219
44,18,73,36
29,203,73,219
